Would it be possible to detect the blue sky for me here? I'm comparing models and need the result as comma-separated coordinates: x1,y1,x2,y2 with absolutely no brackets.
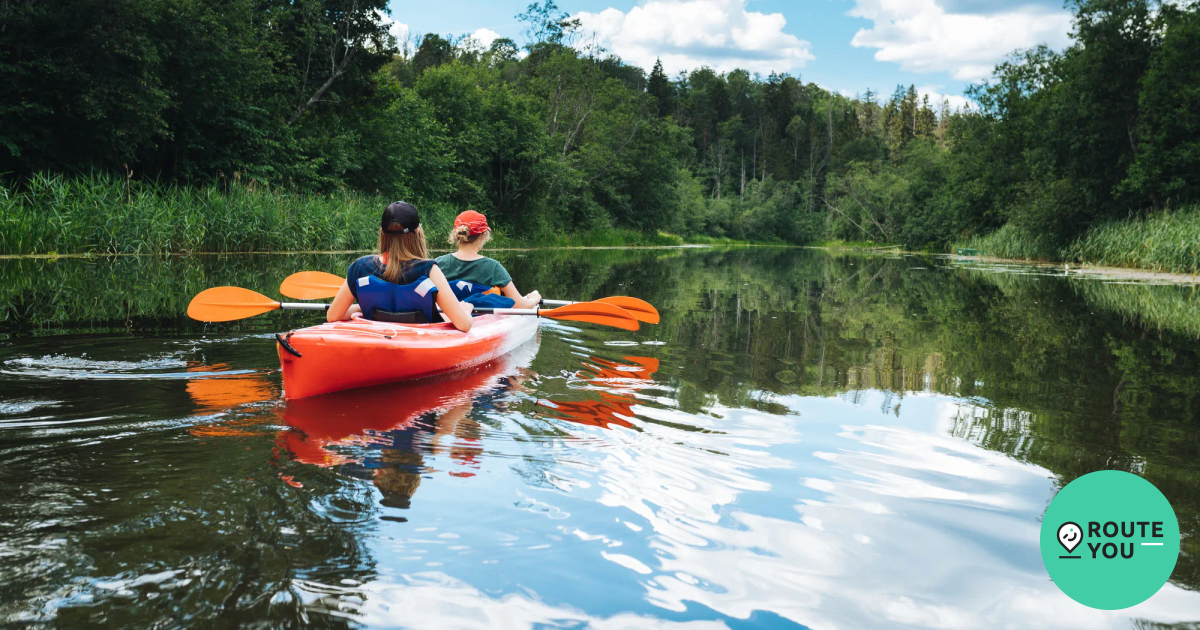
385,0,1077,109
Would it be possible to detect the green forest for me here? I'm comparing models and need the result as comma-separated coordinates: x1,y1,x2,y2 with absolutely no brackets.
2,0,1198,270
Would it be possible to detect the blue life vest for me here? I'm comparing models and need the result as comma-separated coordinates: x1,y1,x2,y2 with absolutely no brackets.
355,274,439,323
448,279,486,300
464,292,516,309
449,279,516,310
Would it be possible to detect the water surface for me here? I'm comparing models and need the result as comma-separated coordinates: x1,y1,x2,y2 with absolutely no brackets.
1,247,1199,629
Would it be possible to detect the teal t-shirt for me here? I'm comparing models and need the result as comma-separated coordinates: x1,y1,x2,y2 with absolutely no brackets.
434,254,512,288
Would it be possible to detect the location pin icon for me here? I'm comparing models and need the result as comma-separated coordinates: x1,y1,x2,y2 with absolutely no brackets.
1058,522,1082,554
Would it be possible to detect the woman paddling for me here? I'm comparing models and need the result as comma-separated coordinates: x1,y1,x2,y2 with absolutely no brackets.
436,210,541,309
326,202,474,332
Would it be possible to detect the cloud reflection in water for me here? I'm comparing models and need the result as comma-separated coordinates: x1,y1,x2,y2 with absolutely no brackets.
587,391,1200,629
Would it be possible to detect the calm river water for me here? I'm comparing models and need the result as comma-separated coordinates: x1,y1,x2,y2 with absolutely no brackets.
1,247,1198,629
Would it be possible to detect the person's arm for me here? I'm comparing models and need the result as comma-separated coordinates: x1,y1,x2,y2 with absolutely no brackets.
327,282,358,322
430,265,473,332
500,282,541,309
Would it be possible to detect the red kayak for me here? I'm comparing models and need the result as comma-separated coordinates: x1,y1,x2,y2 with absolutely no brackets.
277,314,538,399
277,342,537,466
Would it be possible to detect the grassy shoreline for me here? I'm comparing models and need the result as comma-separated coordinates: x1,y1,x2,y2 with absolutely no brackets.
1,173,777,256
954,209,1200,275
4,173,1191,276
0,242,783,261
816,210,1200,277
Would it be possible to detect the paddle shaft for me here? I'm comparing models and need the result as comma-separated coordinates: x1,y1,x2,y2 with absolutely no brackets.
280,303,563,316
284,301,634,329
282,302,559,317
469,307,541,315
280,299,635,329
275,272,657,323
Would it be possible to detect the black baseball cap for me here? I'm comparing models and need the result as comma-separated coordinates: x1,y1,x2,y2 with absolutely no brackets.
382,201,420,234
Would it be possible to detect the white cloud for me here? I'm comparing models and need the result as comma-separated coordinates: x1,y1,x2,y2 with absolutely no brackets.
466,27,503,51
819,84,857,99
298,572,730,630
848,0,1074,81
575,0,815,76
375,10,410,44
916,85,975,112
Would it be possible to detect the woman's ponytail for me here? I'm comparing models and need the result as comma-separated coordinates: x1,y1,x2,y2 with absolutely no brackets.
447,223,488,246
379,226,429,284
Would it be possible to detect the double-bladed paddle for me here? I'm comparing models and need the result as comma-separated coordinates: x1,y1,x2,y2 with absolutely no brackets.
278,271,660,324
186,287,641,330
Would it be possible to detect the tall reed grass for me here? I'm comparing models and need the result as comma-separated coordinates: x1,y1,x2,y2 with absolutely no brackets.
1063,208,1200,274
955,224,1061,261
956,207,1200,275
0,174,720,256
0,173,457,255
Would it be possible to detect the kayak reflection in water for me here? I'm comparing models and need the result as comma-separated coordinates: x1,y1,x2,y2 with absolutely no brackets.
536,356,659,429
436,210,541,309
186,363,276,438
276,348,536,509
325,201,474,331
365,397,485,509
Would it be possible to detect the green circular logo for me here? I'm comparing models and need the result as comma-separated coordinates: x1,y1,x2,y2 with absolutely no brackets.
1041,470,1180,609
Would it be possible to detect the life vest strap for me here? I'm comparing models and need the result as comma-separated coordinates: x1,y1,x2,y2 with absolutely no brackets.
369,309,430,324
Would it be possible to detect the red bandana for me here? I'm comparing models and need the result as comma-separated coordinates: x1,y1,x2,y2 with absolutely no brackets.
454,210,490,235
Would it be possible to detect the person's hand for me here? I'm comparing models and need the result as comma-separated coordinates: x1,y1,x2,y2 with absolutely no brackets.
525,290,541,304
464,302,475,313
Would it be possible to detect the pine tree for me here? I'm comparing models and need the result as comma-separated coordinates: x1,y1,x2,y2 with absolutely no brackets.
884,85,921,155
413,34,455,75
936,98,951,148
885,85,907,155
904,85,919,139
860,88,879,138
916,94,936,138
647,58,672,119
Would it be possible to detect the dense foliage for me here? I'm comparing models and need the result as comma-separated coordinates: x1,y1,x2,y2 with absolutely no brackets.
2,0,1197,254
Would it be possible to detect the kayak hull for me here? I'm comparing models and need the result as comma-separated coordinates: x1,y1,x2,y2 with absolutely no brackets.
277,314,538,399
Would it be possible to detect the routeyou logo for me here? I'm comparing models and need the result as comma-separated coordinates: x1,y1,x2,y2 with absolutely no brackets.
1041,470,1181,609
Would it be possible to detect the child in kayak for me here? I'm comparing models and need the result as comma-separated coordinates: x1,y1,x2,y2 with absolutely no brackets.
326,201,474,331
436,210,541,309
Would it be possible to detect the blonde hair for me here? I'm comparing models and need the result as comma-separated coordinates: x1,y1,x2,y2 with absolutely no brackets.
447,223,491,247
378,226,429,284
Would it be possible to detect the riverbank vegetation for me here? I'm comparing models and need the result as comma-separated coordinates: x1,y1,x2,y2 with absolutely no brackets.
958,209,1200,274
2,0,1197,269
0,173,416,255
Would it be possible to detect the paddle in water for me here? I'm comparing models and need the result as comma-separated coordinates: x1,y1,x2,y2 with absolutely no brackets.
468,302,639,331
277,271,660,323
542,296,659,324
187,286,639,330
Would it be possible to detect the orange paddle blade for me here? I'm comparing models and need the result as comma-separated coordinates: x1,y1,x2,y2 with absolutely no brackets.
596,297,659,324
279,271,343,300
540,302,640,331
187,287,281,322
